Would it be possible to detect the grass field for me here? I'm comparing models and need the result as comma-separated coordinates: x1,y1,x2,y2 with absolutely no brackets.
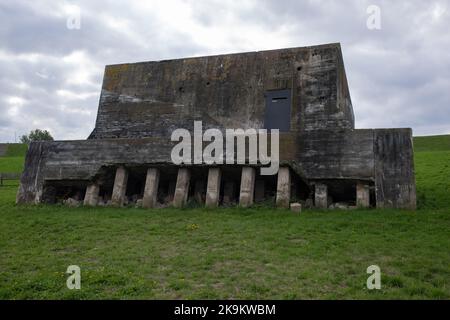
0,157,25,174
3,143,28,157
0,143,27,174
0,137,449,299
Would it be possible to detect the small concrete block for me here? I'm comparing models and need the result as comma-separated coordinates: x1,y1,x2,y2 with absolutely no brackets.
290,202,302,213
84,182,99,206
315,183,328,209
64,197,81,207
356,182,370,208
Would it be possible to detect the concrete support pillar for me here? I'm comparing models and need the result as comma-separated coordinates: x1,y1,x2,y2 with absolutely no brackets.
239,167,255,207
142,168,160,209
255,180,265,202
276,167,291,208
111,166,128,206
223,181,236,204
205,168,221,208
315,183,328,209
357,182,370,208
84,182,99,206
173,168,191,208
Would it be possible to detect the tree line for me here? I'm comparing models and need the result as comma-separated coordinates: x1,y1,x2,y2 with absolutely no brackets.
20,129,54,144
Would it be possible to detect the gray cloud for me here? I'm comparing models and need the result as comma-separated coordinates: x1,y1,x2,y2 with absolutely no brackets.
0,0,449,141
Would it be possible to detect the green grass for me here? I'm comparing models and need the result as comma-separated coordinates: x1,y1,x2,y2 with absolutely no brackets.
0,157,25,174
0,143,27,174
414,135,450,152
0,136,449,299
415,151,450,209
4,143,28,157
413,134,450,210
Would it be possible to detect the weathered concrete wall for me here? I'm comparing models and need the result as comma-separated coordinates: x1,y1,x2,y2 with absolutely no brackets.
89,43,354,139
16,138,172,203
374,129,416,209
297,128,416,209
16,127,417,209
297,129,375,180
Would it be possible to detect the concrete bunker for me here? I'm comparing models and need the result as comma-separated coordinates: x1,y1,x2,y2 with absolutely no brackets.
16,43,416,210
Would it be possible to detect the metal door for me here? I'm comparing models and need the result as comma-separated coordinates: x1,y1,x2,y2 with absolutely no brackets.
264,89,291,132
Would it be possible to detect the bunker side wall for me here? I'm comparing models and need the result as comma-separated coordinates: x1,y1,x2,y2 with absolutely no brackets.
374,128,416,209
297,129,375,181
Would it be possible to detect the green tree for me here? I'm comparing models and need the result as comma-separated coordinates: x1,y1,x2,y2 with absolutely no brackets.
20,129,54,144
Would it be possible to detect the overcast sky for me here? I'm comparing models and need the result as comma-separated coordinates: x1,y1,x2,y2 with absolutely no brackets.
1,0,449,142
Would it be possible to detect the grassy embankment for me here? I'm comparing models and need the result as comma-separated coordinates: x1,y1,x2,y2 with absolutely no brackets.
0,136,448,299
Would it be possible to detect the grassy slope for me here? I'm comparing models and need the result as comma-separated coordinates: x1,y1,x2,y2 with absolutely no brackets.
0,137,449,299
414,135,450,152
4,143,28,157
415,151,450,209
414,135,450,210
0,157,25,173
0,143,27,174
